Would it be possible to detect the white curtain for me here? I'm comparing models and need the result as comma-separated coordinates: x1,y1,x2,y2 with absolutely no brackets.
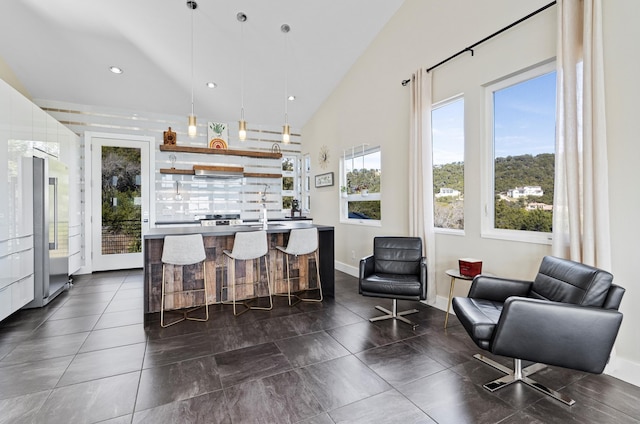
552,0,611,270
409,69,436,304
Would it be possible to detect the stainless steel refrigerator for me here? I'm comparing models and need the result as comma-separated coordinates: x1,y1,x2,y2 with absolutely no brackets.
24,155,69,308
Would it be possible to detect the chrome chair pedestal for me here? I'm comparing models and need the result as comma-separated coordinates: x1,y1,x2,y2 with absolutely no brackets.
474,354,575,406
369,299,419,329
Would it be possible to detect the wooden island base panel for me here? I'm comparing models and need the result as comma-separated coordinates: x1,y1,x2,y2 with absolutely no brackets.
143,223,334,325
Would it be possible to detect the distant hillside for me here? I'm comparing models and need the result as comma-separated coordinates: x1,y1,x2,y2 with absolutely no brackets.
433,153,555,203
494,153,555,204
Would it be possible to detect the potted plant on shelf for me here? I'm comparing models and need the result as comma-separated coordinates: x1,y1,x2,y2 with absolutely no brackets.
340,186,348,198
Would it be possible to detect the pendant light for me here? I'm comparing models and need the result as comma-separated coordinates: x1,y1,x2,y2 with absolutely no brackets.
187,1,197,138
281,24,291,143
237,12,248,141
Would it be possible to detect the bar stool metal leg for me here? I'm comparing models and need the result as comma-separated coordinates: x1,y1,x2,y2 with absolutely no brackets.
222,231,273,316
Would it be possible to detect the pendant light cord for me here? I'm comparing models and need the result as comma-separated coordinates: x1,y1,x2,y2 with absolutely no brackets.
284,26,289,125
240,19,245,120
190,4,195,116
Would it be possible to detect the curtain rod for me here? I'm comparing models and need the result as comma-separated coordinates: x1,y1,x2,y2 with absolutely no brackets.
401,1,557,86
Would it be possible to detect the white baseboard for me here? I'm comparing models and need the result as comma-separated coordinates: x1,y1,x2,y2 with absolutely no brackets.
335,261,358,277
605,355,640,387
427,295,450,313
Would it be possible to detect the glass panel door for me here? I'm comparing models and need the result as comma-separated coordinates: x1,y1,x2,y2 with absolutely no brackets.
91,136,149,271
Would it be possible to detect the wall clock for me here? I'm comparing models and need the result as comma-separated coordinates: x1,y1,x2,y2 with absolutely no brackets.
318,145,330,169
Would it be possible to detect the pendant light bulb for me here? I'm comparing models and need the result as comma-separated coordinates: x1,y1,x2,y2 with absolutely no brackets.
188,114,197,137
238,119,247,141
282,124,290,144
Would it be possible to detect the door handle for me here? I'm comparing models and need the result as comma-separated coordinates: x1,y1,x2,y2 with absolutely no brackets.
49,177,58,250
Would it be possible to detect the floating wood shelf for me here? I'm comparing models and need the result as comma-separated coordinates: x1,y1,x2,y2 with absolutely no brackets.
193,164,244,173
243,173,282,178
160,144,282,159
160,168,282,179
160,168,194,175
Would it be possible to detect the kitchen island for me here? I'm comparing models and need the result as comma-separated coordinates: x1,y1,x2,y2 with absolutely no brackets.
143,222,334,324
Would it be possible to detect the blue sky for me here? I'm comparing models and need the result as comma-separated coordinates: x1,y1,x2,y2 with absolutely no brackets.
432,71,556,165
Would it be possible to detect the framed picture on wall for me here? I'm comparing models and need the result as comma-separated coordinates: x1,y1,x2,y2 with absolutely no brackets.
315,172,334,188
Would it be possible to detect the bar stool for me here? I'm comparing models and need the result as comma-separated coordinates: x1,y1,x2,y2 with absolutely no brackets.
161,233,209,327
222,230,273,316
275,227,323,306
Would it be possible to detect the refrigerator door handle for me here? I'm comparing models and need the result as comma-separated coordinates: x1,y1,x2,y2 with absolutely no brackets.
49,176,58,250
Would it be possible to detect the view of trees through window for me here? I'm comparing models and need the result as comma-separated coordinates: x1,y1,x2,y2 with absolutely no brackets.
492,70,556,232
343,147,381,220
281,156,296,210
101,146,142,254
432,98,465,230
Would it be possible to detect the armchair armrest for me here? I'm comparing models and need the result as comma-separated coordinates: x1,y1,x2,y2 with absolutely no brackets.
492,297,623,374
468,276,531,303
420,257,427,300
359,254,375,276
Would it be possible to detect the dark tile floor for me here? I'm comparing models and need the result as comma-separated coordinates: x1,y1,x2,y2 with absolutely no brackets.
1,270,639,424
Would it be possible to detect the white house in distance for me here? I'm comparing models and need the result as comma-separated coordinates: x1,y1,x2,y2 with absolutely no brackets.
526,202,553,211
507,185,544,198
435,187,461,198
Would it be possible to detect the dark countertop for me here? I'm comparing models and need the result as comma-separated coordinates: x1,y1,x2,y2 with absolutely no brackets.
154,217,312,226
145,221,332,239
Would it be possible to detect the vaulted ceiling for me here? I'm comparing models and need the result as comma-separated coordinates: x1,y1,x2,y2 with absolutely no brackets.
0,0,405,128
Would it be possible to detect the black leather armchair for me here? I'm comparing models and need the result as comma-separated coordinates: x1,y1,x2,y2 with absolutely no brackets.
359,237,427,329
452,256,625,405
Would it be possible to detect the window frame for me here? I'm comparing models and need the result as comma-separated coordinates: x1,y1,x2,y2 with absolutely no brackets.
301,153,311,214
339,145,382,227
481,60,556,245
431,94,465,235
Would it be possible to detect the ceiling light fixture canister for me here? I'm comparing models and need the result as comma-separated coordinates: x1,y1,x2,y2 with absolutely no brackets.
237,12,248,141
187,1,198,138
281,23,291,144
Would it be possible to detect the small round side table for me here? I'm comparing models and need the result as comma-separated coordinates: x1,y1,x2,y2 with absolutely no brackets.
444,269,475,329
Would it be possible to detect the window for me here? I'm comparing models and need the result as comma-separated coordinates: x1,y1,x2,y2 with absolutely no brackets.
281,155,300,211
483,62,556,243
432,96,464,231
340,145,381,225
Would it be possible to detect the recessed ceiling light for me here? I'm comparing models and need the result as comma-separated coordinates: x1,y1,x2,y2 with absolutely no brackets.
288,95,296,101
109,66,123,74
206,82,217,89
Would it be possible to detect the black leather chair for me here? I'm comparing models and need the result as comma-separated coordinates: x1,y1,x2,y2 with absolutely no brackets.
359,237,427,329
452,255,625,405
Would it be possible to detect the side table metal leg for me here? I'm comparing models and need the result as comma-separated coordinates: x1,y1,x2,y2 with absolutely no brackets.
444,276,456,328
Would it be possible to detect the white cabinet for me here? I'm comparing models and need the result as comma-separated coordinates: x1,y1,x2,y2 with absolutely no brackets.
0,79,35,320
0,78,81,320
60,124,82,274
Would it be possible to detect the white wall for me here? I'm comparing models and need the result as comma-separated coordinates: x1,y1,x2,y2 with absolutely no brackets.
602,0,640,384
303,0,640,384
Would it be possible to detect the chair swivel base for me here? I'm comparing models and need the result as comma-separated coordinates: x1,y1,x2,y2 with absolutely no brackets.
370,299,419,329
161,305,209,328
473,354,576,406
